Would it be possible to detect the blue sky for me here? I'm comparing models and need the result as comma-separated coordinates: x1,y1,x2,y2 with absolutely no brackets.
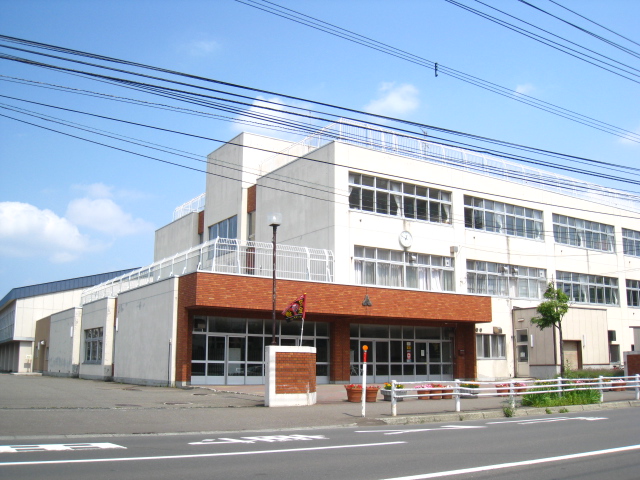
1,0,639,296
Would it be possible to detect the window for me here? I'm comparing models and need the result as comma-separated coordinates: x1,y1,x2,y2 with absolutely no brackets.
609,344,621,364
552,214,614,252
464,196,543,240
208,215,238,241
556,271,619,305
466,260,546,298
84,327,103,363
622,228,640,257
349,173,451,224
354,246,454,292
627,279,640,307
476,334,505,359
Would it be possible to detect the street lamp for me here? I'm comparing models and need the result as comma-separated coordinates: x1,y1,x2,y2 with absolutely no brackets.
268,213,282,345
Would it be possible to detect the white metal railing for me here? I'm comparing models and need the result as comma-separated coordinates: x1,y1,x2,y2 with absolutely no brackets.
259,119,640,214
387,375,640,416
172,193,206,221
80,238,334,305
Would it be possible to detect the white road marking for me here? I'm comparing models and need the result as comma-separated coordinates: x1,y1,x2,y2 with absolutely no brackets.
0,443,125,454
0,441,406,467
356,426,485,435
380,443,640,480
487,416,607,425
190,434,327,445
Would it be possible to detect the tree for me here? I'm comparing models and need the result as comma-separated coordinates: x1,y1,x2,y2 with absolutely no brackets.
532,282,569,375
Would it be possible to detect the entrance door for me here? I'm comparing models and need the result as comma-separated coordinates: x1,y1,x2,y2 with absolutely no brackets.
563,341,582,371
515,329,530,377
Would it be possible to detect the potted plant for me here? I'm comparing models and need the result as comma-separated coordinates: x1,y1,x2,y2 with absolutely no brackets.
460,383,480,398
440,384,453,399
381,383,406,401
430,383,443,400
344,384,380,403
495,383,509,397
415,384,433,400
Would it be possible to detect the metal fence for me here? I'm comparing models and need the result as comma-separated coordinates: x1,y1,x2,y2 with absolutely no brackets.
386,375,640,416
259,119,640,214
81,238,334,305
172,193,206,221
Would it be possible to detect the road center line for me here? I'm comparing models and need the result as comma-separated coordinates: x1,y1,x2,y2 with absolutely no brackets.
0,441,406,467
381,444,640,480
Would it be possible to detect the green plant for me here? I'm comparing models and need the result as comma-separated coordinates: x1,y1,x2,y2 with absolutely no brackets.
503,406,515,417
460,383,479,388
532,282,569,375
559,407,569,413
522,385,600,408
545,408,552,414
384,383,404,390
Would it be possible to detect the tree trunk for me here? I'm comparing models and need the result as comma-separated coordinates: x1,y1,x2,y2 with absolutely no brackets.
558,323,564,375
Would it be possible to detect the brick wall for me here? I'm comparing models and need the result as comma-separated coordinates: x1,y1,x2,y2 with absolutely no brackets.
198,211,204,235
176,272,491,383
247,185,256,213
275,351,316,394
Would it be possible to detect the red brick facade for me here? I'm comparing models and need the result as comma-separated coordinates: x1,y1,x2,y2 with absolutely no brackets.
627,353,640,376
275,351,317,394
176,272,492,384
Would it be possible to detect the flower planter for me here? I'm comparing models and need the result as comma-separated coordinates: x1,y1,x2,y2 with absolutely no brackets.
441,388,453,400
430,389,442,400
612,381,626,392
495,386,509,397
381,389,406,401
417,390,430,400
345,386,380,403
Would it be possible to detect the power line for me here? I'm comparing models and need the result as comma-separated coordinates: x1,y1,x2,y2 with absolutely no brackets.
232,0,640,144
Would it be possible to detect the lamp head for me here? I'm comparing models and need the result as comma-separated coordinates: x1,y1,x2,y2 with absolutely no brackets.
267,212,282,227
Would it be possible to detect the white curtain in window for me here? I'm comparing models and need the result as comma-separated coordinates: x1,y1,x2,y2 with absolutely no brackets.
419,267,428,290
354,260,363,284
390,264,403,287
431,269,442,292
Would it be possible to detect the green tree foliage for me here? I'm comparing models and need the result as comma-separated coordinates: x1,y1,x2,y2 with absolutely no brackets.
532,282,569,374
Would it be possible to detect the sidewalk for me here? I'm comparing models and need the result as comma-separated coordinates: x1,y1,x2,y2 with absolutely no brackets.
0,374,638,439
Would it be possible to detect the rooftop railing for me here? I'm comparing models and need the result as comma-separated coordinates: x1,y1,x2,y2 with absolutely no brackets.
260,119,640,214
81,238,334,305
172,193,206,221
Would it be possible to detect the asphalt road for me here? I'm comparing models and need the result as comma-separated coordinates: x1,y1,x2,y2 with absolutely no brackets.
1,409,639,480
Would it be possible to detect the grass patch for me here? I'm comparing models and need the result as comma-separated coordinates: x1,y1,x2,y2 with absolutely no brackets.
521,384,600,408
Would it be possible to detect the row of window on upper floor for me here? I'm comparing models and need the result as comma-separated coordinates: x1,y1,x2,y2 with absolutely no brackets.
349,172,640,256
354,246,640,307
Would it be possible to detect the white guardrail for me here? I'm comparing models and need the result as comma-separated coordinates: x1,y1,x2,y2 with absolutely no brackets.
386,375,640,417
81,238,334,305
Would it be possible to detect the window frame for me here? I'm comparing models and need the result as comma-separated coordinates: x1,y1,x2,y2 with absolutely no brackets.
476,334,506,359
464,196,543,240
552,214,614,252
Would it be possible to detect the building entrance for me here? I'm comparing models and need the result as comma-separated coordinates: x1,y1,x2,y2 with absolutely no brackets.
350,324,454,384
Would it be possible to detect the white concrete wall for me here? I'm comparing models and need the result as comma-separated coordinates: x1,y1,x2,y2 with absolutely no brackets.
154,212,201,261
205,133,295,243
113,278,178,386
47,307,81,377
79,297,116,380
13,289,83,341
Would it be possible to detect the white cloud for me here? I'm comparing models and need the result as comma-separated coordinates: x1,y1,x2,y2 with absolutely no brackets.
179,39,220,57
230,96,311,140
72,182,114,199
66,198,153,236
0,202,90,262
364,83,420,116
515,83,535,95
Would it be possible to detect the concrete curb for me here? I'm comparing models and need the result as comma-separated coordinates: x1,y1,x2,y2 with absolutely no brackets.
376,400,640,425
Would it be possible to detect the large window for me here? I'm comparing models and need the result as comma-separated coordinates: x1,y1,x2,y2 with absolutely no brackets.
466,260,546,299
556,271,619,305
552,214,614,252
464,196,543,239
476,334,505,359
627,279,640,307
84,327,103,363
354,246,454,292
622,228,640,257
208,215,238,241
349,173,452,224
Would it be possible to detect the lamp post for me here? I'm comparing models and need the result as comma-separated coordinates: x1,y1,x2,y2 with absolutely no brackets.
268,213,282,345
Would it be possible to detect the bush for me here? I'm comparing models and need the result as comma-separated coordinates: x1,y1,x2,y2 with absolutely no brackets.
561,367,623,379
521,384,600,408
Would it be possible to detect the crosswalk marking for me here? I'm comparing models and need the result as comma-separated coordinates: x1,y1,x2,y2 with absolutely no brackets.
0,443,126,454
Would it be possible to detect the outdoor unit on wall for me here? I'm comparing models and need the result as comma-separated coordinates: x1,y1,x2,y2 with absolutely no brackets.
608,330,616,342
493,326,503,334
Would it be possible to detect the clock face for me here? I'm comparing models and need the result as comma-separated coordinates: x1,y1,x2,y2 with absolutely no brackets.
399,230,413,248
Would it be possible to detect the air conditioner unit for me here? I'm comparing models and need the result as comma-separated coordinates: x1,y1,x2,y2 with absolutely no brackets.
493,326,503,334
